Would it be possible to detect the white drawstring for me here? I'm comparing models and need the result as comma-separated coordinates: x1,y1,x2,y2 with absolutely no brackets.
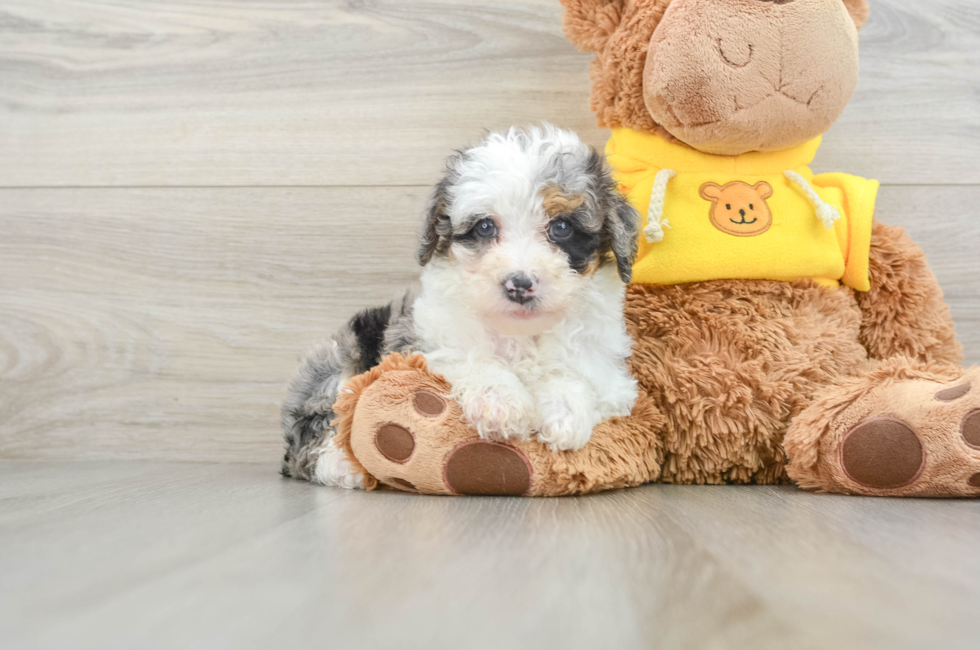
784,170,841,229
643,168,677,243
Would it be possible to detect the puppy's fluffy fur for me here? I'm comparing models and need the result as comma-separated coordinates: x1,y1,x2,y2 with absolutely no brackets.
281,125,640,487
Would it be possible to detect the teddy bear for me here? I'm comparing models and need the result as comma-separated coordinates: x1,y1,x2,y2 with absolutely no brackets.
324,0,980,498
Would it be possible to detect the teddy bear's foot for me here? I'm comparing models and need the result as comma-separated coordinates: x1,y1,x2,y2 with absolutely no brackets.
362,385,535,496
786,361,980,497
353,379,537,495
331,354,536,495
330,353,665,496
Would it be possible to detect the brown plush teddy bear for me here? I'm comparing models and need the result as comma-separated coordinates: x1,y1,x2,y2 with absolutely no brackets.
327,0,980,498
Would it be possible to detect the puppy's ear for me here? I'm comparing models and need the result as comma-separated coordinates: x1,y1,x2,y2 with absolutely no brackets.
606,195,640,283
417,167,456,266
560,0,626,53
590,151,639,283
841,0,870,30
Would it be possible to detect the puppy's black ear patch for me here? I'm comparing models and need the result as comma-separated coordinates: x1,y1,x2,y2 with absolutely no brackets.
418,158,459,266
588,150,639,283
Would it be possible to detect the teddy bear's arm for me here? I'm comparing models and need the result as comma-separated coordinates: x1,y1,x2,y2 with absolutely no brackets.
854,221,962,365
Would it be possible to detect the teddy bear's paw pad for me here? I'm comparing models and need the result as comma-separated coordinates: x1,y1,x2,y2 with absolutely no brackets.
936,382,972,402
375,423,415,463
413,390,447,417
841,417,925,490
961,410,980,449
443,441,532,496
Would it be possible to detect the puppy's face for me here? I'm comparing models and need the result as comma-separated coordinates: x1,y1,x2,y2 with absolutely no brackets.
418,125,639,336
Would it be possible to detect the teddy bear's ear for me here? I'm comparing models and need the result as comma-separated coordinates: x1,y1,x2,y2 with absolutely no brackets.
559,0,626,53
842,0,870,30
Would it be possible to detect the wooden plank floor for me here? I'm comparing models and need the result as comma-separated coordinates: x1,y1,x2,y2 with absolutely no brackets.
2,460,979,650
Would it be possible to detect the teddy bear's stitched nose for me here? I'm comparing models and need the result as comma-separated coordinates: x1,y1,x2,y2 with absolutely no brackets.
740,208,746,217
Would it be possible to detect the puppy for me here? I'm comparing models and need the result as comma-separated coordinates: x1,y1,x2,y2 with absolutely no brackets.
281,125,640,487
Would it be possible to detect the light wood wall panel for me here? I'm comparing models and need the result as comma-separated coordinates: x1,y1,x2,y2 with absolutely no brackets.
1,0,978,462
0,187,425,461
0,0,977,188
1,185,977,462
0,0,606,187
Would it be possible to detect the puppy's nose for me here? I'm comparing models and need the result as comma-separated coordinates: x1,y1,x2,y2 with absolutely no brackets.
503,273,536,305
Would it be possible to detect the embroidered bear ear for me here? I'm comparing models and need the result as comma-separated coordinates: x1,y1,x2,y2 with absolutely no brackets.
842,0,870,29
699,183,723,202
559,0,627,53
753,182,774,200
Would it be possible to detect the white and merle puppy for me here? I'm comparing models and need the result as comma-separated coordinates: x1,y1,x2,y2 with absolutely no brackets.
282,125,640,487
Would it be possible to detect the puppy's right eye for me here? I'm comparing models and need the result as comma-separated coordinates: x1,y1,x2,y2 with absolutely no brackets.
473,217,497,240
548,218,573,242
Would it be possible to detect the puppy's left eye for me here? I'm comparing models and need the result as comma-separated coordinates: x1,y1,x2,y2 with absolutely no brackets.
474,217,497,239
549,218,573,242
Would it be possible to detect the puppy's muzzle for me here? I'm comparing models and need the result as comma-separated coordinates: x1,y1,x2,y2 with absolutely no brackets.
503,273,536,305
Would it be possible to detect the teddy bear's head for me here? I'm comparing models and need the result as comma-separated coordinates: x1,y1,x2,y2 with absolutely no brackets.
561,0,870,155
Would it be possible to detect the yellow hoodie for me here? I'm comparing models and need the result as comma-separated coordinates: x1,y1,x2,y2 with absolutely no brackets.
606,128,879,291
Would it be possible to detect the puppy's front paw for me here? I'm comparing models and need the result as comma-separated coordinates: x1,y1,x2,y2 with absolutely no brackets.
596,374,639,420
314,439,368,489
535,391,600,452
460,384,535,443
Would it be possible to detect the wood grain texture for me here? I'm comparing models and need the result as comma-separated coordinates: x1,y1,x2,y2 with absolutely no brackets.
2,461,979,650
0,0,606,188
875,185,980,349
2,2,979,644
1,185,978,463
1,0,979,464
0,0,978,188
0,186,426,461
814,0,980,183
